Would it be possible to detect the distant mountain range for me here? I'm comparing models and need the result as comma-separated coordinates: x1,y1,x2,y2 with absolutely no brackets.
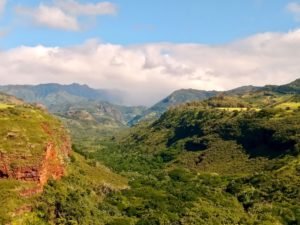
129,79,300,124
0,84,146,138
0,83,145,122
1,79,299,128
0,83,124,104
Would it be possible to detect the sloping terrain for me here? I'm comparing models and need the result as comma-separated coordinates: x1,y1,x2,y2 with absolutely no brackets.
129,78,300,125
0,84,146,138
0,93,71,223
1,79,300,224
0,93,128,224
129,89,218,125
0,83,123,104
84,92,300,224
56,99,145,140
0,93,71,185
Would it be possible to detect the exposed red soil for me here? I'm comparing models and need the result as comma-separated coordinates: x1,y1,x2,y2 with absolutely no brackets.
0,123,71,196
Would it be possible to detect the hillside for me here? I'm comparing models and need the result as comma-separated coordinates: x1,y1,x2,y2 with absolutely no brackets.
55,99,145,139
0,84,146,136
96,94,300,173
263,78,300,94
0,93,128,224
129,78,300,125
0,93,71,185
82,92,300,224
1,79,300,224
0,93,71,223
0,83,124,104
129,89,218,125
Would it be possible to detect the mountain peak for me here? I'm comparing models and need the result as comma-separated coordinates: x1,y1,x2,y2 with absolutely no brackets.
287,78,300,87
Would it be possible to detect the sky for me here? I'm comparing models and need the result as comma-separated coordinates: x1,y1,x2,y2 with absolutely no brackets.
0,0,300,105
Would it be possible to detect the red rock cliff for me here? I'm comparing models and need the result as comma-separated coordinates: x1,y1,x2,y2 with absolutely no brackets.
0,125,71,195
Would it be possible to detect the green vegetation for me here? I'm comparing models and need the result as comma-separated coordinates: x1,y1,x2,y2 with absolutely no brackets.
0,94,128,224
275,102,300,110
0,179,39,224
129,89,218,125
0,104,67,166
58,92,300,224
1,80,300,224
0,84,147,129
27,153,127,225
0,103,13,109
6,153,128,225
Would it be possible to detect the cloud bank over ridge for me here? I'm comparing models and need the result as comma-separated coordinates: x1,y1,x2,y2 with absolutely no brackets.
0,29,300,105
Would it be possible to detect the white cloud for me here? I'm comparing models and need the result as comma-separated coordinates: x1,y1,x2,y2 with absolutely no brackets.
55,0,117,16
0,0,6,15
0,29,300,106
16,4,79,31
15,1,117,31
286,2,300,21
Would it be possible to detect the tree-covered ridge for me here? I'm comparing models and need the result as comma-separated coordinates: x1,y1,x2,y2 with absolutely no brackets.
129,78,300,125
76,93,300,224
1,80,300,224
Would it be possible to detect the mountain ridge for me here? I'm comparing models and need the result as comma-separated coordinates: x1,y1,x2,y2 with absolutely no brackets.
129,78,300,125
0,83,125,105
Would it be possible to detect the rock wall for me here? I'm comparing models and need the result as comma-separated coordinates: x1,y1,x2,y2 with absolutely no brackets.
0,135,71,195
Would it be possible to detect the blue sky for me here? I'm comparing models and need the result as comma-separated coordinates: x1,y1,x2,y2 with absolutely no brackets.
1,0,300,105
0,0,299,49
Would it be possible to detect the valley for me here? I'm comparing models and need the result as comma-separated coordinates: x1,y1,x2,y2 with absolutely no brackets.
0,79,299,224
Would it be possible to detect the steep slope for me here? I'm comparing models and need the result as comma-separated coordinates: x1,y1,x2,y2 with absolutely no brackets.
0,94,71,187
0,94,71,223
263,78,300,94
0,94,128,224
88,93,300,224
129,89,218,125
99,95,300,174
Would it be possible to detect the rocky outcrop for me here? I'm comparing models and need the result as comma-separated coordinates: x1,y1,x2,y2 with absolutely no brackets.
39,142,67,186
0,127,71,196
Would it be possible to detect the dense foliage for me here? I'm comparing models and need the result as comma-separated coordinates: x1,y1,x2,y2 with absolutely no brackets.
1,80,300,224
41,93,300,225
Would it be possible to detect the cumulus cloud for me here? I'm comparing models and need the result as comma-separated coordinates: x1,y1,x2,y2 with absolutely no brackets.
0,0,6,15
0,29,300,105
16,4,79,31
286,2,300,21
15,0,117,31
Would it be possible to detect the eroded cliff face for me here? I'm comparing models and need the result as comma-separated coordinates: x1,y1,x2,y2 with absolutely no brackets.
0,136,71,195
0,102,72,196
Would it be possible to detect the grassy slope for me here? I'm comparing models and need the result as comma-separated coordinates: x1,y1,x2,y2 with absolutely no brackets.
0,95,128,224
0,101,64,224
0,105,68,166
